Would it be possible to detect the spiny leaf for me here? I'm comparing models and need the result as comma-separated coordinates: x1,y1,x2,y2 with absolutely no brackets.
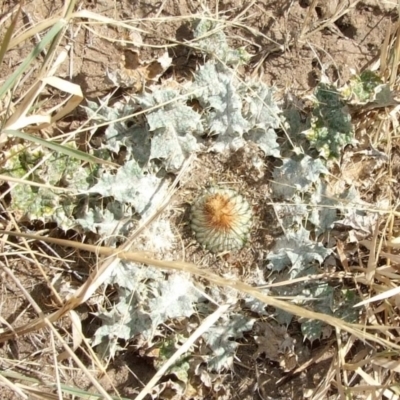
93,288,153,357
242,81,281,156
272,155,328,199
192,19,251,65
341,70,394,107
304,83,354,159
1,144,93,229
75,202,133,244
143,91,203,172
193,62,249,152
309,180,338,235
202,314,255,371
148,274,204,327
83,100,151,166
266,227,331,275
89,159,169,217
274,195,308,229
93,267,204,358
105,261,164,292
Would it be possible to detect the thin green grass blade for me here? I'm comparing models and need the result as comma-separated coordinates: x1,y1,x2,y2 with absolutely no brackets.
0,5,22,66
63,0,79,16
5,130,117,167
0,19,67,99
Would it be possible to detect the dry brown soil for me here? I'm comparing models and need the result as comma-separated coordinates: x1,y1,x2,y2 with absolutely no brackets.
0,0,396,399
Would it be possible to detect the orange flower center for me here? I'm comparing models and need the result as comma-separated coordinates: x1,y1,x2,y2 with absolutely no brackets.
204,194,235,231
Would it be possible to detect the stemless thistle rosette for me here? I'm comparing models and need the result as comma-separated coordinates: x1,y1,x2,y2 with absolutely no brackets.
190,187,253,253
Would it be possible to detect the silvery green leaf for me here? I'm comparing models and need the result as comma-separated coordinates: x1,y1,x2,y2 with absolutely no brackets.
193,62,249,152
241,82,281,156
89,159,168,217
109,125,151,166
136,88,181,109
244,288,270,316
272,274,336,331
373,84,394,107
93,289,153,357
136,90,203,171
106,261,164,294
127,310,154,341
309,181,338,235
83,99,152,166
76,201,133,243
145,99,199,177
93,303,132,344
341,70,395,108
192,19,251,65
305,83,354,159
104,262,162,304
203,314,255,371
93,286,155,357
206,75,249,145
2,144,92,230
245,127,280,157
207,286,239,306
335,186,377,235
136,219,175,254
333,289,360,323
274,194,308,229
266,227,331,276
146,102,203,136
148,274,204,327
243,82,280,130
275,310,294,326
282,108,308,138
105,261,143,291
150,127,197,172
299,284,335,343
272,155,328,199
301,319,324,344
94,267,204,358
83,99,124,123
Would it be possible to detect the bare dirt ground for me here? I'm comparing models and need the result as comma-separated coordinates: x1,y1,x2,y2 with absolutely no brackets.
0,0,397,399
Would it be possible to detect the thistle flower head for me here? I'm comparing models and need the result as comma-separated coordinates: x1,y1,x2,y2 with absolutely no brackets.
190,187,252,253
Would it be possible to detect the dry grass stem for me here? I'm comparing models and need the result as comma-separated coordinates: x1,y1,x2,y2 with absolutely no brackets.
1,2,399,398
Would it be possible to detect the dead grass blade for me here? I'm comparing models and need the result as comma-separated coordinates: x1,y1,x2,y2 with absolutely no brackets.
38,77,82,125
354,285,400,307
365,218,383,283
0,263,114,400
49,330,63,400
0,370,131,400
0,372,28,399
0,174,78,192
0,230,399,352
355,367,399,399
135,303,232,400
0,19,67,100
0,3,21,67
390,21,400,87
39,0,77,76
7,16,60,50
4,68,82,131
4,76,83,131
72,9,146,36
56,310,83,362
